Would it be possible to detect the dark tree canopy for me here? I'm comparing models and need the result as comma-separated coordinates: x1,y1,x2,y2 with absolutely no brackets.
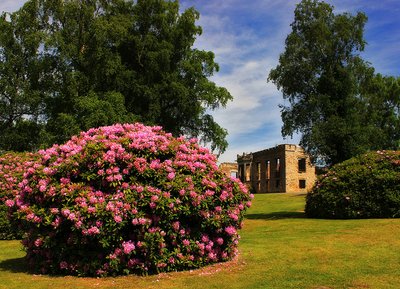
268,0,400,165
0,0,232,154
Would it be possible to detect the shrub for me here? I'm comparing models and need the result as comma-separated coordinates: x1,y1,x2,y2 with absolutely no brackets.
7,123,252,276
305,150,400,219
0,152,38,239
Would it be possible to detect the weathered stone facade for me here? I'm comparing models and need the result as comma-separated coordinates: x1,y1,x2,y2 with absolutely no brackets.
218,162,238,178
237,144,316,193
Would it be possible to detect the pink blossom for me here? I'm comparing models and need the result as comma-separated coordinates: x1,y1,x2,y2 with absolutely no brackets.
34,238,43,247
87,206,96,214
60,177,70,184
150,159,162,169
114,215,122,223
182,239,190,246
68,213,76,221
224,226,237,236
33,216,42,223
167,172,175,180
122,241,135,254
208,252,217,261
215,206,222,212
172,221,180,231
51,217,61,228
205,189,215,196
60,261,68,269
61,209,71,217
157,262,167,268
229,213,239,221
198,243,205,251
87,226,100,235
201,234,209,243
219,191,229,201
5,199,14,207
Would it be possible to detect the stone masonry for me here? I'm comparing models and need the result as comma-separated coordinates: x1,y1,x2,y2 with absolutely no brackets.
218,162,238,178
236,144,316,193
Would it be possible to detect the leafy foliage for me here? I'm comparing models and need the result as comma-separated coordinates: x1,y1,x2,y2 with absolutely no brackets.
305,150,400,219
0,152,38,239
7,123,252,276
268,0,400,165
0,0,231,154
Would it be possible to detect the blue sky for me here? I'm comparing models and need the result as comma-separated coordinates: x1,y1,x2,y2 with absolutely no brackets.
2,0,400,163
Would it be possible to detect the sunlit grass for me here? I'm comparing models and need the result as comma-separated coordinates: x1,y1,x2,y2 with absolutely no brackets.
1,193,399,289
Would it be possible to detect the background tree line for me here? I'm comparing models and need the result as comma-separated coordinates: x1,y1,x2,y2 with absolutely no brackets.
0,0,231,154
269,0,400,166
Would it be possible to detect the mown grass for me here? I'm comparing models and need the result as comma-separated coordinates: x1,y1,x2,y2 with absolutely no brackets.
1,193,399,289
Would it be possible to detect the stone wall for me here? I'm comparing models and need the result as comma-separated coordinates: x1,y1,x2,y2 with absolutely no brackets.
218,162,238,178
237,144,316,193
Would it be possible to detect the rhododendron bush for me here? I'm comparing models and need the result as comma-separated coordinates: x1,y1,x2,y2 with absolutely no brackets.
305,150,400,219
7,123,252,276
0,152,38,239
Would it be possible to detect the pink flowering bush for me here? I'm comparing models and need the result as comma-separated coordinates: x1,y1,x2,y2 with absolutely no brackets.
306,150,400,219
7,123,252,276
0,152,38,239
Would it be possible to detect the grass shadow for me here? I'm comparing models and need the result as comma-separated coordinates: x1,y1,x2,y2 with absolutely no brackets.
0,257,29,274
245,211,306,220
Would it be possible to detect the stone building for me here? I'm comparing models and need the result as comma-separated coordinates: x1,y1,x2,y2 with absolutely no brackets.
237,144,316,193
218,162,238,178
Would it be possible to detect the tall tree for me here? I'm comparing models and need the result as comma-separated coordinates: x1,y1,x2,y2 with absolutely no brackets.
0,1,47,151
0,0,232,154
361,73,400,150
268,0,399,165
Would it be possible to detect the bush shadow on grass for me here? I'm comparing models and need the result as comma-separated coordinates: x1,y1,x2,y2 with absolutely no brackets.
245,211,306,220
0,257,29,274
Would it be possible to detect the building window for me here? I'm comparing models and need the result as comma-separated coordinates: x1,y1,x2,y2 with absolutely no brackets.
275,158,281,178
238,165,244,182
298,158,306,173
266,160,270,179
299,179,306,189
245,164,251,181
256,162,261,181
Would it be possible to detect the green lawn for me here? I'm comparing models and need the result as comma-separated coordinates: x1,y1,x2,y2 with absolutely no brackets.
1,193,399,289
